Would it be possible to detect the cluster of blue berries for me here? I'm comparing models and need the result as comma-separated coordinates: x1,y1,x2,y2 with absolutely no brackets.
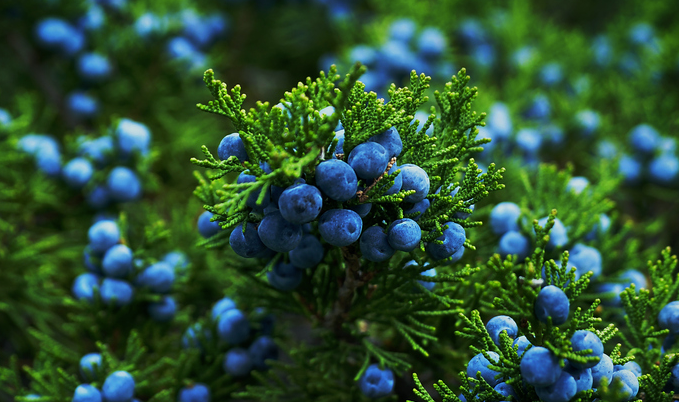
322,18,452,95
146,9,228,72
179,298,278,400
73,360,137,402
72,219,186,322
34,5,113,119
613,124,679,187
464,300,640,402
17,118,151,209
204,119,467,293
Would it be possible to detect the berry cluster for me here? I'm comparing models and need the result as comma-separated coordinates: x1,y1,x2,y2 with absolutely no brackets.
73,219,185,322
72,364,137,402
17,118,150,209
179,298,278,400
206,122,467,296
323,18,453,96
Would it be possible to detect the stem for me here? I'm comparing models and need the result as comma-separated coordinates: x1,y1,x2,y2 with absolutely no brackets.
325,247,363,334
6,32,77,128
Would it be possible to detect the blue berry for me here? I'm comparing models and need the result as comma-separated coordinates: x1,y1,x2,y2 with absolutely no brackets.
223,347,253,377
597,282,626,307
102,245,133,278
569,243,602,280
360,226,395,262
347,142,390,180
659,301,679,335
211,297,236,321
416,266,437,291
490,202,521,235
330,129,345,157
404,199,430,221
358,364,394,398
399,164,430,203
116,118,151,157
318,209,363,247
543,124,565,145
315,159,357,202
413,111,435,136
88,220,120,254
236,172,271,210
565,365,593,393
182,324,210,350
513,336,532,356
107,167,142,202
611,370,639,401
629,22,654,45
380,40,417,73
629,124,660,154
163,251,189,273
467,351,501,386
318,106,342,131
592,35,613,66
229,223,268,258
520,346,562,387
591,354,614,387
72,273,100,303
537,217,568,248
384,164,403,195
62,158,94,189
67,92,99,118
249,336,278,370
499,231,530,260
167,36,199,60
649,154,679,184
524,94,551,120
389,18,416,42
621,361,642,377
267,261,303,291
425,221,466,261
77,53,112,81
418,27,446,58
0,108,11,127
148,296,177,322
73,384,102,402
493,382,518,400
512,46,536,68
217,309,250,345
289,234,324,269
198,211,221,238
178,383,210,402
535,285,569,325
100,278,134,306
534,371,577,402
570,330,603,369
79,5,105,31
84,247,103,274
575,110,600,137
487,102,512,140
618,154,642,184
136,262,175,293
368,127,402,159
486,316,518,346
350,202,372,218
540,62,563,86
79,136,113,166
585,213,611,240
134,12,163,37
621,269,647,290
279,184,323,224
458,19,487,45
567,176,590,194
102,371,135,402
218,133,248,162
387,219,421,252
516,128,542,154
79,353,102,381
257,211,303,252
349,45,377,65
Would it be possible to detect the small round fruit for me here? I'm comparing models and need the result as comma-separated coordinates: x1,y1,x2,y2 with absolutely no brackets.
399,164,430,203
178,383,210,402
229,222,268,258
347,142,390,180
218,133,248,162
358,364,394,398
217,309,251,345
387,218,421,252
148,296,177,322
486,315,518,346
520,346,562,387
591,353,614,387
249,336,278,370
198,211,221,238
289,234,324,269
223,348,253,377
136,262,175,294
611,370,639,401
535,285,569,325
106,167,142,202
102,371,135,402
534,371,577,402
79,353,102,381
490,202,521,235
102,244,133,278
62,157,94,189
318,209,363,247
88,220,120,254
279,184,323,224
360,226,395,263
72,384,102,402
257,211,303,253
100,278,134,307
466,351,501,386
211,297,237,321
569,330,604,369
315,159,358,202
267,261,303,291
425,222,466,261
